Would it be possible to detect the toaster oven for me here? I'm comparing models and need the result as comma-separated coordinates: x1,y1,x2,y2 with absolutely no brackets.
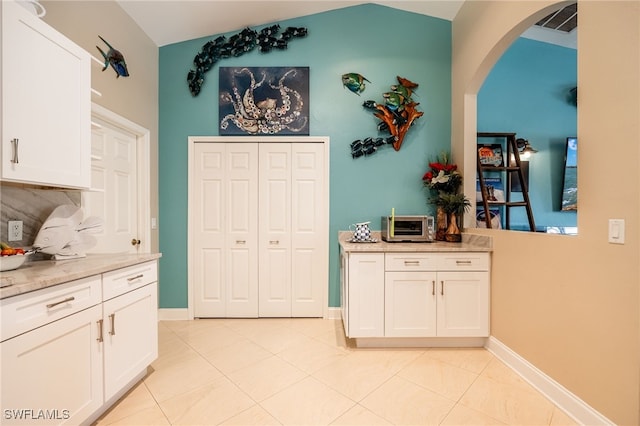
381,215,434,242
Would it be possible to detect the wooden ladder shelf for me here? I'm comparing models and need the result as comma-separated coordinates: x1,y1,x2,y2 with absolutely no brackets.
477,132,536,231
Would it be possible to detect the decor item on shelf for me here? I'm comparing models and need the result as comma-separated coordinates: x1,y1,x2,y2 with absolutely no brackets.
350,76,424,158
478,144,503,167
219,67,309,135
96,36,129,78
187,25,307,96
342,73,370,95
422,151,465,241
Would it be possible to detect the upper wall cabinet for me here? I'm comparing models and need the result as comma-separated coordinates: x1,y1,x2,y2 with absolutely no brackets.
1,0,91,189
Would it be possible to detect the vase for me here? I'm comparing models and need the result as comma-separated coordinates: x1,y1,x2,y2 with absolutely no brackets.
445,211,462,242
435,206,448,241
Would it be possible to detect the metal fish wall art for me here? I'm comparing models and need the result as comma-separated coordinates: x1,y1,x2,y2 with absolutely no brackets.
96,35,129,78
187,25,308,97
351,75,424,158
342,73,370,95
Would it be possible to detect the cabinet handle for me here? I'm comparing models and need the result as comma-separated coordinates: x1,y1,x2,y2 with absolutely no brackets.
11,138,19,164
456,260,472,265
404,260,420,266
46,296,75,309
269,240,279,245
131,238,141,246
236,240,246,244
109,313,116,336
432,280,435,296
127,274,144,282
440,281,445,296
97,319,104,342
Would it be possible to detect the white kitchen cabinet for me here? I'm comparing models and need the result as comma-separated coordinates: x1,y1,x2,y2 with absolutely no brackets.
341,252,385,337
341,248,490,343
191,138,328,318
0,277,104,425
0,260,159,425
1,0,91,189
101,261,158,401
102,282,158,401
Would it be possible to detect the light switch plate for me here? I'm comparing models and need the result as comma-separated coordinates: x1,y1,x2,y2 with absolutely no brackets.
608,219,625,244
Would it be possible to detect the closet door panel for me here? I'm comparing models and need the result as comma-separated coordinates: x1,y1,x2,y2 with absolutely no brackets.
225,145,258,317
291,144,325,317
193,145,226,317
259,144,292,317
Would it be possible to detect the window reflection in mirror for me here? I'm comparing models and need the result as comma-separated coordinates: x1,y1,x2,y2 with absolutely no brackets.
477,5,577,235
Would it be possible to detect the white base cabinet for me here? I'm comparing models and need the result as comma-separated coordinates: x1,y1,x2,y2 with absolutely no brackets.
0,261,158,425
341,249,490,344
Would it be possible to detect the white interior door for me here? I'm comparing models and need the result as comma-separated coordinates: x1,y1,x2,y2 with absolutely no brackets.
259,144,292,317
83,118,138,253
193,143,258,317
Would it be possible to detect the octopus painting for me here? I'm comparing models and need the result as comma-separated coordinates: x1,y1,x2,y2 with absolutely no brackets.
350,75,424,158
219,67,309,135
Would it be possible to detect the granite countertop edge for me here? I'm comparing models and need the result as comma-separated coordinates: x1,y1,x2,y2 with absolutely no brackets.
0,252,163,300
338,231,492,253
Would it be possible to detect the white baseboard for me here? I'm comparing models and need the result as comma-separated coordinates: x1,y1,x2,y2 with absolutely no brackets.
326,307,342,320
485,336,614,425
158,308,190,321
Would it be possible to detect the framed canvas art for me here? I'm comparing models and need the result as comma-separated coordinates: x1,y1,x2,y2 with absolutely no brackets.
219,66,309,135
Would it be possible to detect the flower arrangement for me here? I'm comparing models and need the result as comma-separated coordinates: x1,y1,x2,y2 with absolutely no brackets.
422,151,463,198
422,151,470,241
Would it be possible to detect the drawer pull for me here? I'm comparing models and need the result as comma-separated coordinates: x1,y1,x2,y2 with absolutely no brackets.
127,274,144,282
46,296,75,309
109,313,116,336
236,240,246,244
11,138,19,164
440,281,445,296
404,260,420,266
269,240,279,245
456,260,472,265
97,319,104,342
432,280,435,296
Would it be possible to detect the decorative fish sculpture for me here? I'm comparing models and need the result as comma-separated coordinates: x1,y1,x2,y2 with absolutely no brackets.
382,91,406,111
342,73,370,95
96,35,129,78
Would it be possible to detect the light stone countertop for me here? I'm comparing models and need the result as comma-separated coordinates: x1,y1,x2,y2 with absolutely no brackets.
339,231,492,253
0,252,162,299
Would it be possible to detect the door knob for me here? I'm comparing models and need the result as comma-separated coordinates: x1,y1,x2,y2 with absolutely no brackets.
131,238,141,246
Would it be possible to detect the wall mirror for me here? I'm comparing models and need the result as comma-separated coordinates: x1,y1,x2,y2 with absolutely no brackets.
476,2,578,235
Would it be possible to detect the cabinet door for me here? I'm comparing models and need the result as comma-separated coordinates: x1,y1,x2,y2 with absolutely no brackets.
436,271,489,337
1,0,90,189
193,143,258,317
0,305,103,425
346,253,385,337
103,283,158,401
258,143,292,317
385,271,437,337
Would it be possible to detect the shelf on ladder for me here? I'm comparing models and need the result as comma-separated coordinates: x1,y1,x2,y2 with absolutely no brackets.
476,132,536,231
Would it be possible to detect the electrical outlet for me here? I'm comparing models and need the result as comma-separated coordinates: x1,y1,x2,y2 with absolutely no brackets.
8,220,23,242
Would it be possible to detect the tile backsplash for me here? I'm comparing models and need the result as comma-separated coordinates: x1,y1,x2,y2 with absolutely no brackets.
1,184,81,247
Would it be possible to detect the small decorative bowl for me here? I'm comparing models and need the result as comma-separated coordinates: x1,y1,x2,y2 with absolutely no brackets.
0,254,29,272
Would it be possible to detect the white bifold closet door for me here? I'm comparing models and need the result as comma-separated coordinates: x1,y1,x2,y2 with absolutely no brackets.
258,143,325,317
192,139,326,318
193,143,259,317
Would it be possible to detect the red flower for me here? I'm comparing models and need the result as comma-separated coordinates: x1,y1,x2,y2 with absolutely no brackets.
423,171,433,181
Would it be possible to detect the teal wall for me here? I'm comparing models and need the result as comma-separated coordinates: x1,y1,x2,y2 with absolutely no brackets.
478,37,577,230
158,4,452,308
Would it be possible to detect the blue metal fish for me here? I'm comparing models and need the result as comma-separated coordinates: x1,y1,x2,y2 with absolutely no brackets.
342,73,370,95
96,36,129,78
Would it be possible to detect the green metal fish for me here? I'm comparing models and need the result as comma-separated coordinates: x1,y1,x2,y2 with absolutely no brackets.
342,73,370,95
383,92,406,111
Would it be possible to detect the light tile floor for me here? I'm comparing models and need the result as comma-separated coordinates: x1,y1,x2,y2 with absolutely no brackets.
94,318,579,425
